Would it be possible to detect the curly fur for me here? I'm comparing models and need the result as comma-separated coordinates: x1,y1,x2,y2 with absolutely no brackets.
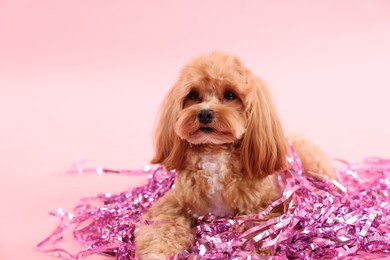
135,51,336,259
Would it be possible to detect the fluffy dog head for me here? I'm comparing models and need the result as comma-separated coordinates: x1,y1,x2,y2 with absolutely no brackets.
151,52,287,178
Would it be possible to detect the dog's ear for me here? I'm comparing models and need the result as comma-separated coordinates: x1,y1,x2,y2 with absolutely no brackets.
150,85,188,171
240,74,287,178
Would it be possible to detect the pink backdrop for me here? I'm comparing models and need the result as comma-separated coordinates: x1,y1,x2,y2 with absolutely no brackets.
1,1,389,259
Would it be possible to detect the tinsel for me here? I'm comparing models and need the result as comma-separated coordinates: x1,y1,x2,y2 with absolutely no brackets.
38,146,390,259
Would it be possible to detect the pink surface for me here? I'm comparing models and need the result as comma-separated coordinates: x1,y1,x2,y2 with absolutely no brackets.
1,1,389,259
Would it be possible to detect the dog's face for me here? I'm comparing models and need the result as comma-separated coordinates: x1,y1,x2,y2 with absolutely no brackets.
175,75,248,145
173,53,253,145
152,52,287,177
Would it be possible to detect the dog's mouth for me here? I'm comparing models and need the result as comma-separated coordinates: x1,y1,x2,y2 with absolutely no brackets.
199,127,214,133
187,126,237,145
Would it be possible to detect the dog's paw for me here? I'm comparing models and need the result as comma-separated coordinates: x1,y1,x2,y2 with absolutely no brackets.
138,253,167,260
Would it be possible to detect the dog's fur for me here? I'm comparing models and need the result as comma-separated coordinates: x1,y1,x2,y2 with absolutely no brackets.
135,52,336,259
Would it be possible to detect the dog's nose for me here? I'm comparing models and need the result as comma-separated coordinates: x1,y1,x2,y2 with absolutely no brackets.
198,109,214,124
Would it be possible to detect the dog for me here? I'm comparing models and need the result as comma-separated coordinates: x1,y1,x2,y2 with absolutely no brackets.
135,51,336,259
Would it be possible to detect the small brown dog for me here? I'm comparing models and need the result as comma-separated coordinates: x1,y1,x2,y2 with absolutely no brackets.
135,51,336,259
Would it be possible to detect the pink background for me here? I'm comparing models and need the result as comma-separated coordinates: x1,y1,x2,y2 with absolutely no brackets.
1,1,390,259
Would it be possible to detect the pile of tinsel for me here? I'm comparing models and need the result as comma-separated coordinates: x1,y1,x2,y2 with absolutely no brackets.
38,146,390,259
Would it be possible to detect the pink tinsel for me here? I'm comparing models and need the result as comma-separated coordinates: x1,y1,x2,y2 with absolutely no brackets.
38,147,390,259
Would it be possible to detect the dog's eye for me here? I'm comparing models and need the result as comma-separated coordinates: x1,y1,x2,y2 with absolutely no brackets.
187,91,200,100
223,91,236,101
